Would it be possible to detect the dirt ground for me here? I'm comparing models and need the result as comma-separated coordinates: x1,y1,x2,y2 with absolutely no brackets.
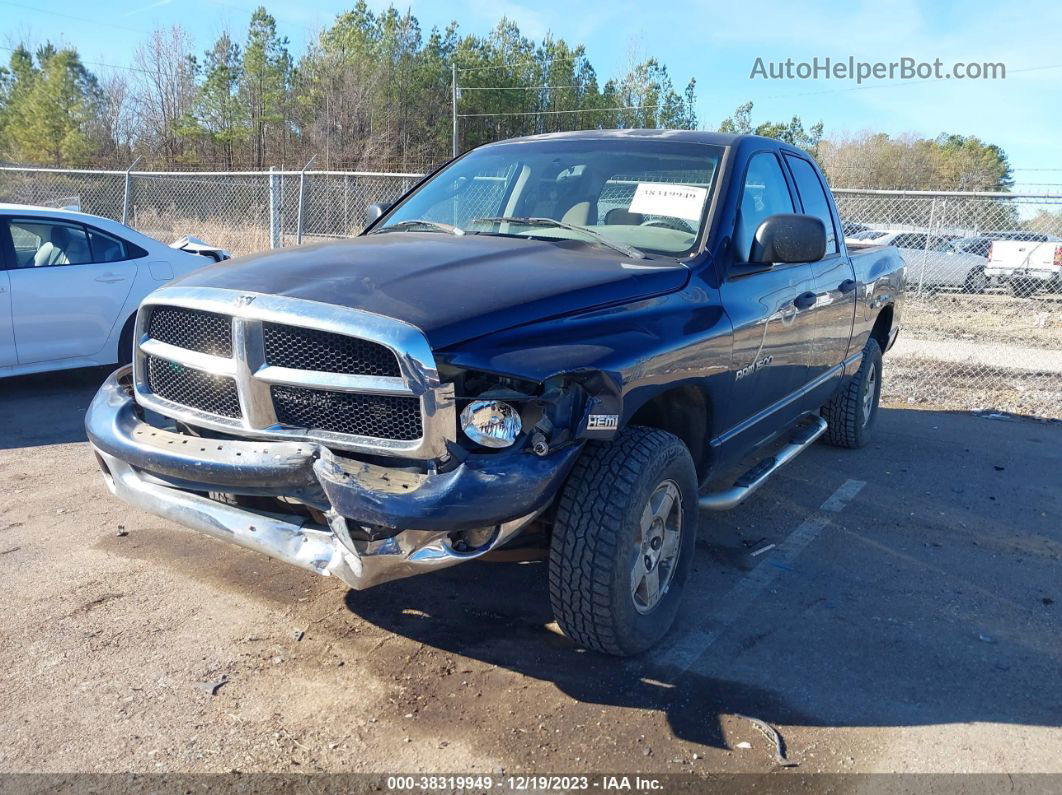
902,291,1062,349
1,366,1060,782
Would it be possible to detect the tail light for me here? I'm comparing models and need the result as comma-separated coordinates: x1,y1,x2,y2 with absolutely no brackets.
987,242,994,262
1054,245,1062,267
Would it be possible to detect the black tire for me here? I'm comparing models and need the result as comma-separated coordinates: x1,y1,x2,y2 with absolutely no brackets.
963,267,987,294
821,337,883,449
117,315,136,366
1009,279,1040,298
548,427,698,656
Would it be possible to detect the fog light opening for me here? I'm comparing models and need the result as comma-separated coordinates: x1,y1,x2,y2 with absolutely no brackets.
448,525,499,554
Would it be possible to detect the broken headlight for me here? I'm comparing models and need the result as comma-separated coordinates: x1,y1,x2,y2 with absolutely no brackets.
460,400,523,448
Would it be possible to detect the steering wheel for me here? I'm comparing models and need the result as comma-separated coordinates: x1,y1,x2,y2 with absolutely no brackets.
640,218,695,233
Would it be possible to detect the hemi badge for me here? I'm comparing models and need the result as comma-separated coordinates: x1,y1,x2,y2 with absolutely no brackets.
587,414,619,431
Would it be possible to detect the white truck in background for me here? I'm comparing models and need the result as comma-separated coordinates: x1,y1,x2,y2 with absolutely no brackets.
985,235,1062,296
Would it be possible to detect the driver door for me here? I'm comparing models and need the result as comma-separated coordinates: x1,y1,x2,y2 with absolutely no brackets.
719,152,818,437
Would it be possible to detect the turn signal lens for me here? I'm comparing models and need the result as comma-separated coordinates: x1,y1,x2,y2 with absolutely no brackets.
460,400,522,448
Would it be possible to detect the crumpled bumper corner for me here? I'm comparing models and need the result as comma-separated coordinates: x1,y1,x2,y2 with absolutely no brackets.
86,367,567,589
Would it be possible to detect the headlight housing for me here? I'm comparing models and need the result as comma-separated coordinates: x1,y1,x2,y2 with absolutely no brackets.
460,400,522,448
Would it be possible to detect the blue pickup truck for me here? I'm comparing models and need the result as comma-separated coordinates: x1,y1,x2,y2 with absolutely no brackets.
86,130,904,656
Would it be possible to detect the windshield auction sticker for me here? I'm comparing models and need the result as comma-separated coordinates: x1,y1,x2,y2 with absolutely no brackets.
629,182,707,221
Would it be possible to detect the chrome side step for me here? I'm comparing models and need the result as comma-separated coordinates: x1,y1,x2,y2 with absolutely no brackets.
698,415,828,511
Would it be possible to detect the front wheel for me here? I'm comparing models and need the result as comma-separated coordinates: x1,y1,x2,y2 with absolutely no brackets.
548,427,698,656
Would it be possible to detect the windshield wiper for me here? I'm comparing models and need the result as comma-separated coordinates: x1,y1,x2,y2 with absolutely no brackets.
472,216,645,259
374,219,465,236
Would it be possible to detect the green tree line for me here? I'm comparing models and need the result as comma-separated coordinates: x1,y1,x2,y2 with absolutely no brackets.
0,2,696,171
0,2,1013,193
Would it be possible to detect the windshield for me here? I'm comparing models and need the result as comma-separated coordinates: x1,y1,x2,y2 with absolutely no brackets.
373,139,723,258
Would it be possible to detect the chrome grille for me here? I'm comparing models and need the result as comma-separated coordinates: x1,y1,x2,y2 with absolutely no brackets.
146,355,241,418
263,323,400,376
271,386,422,440
147,306,232,357
132,288,456,459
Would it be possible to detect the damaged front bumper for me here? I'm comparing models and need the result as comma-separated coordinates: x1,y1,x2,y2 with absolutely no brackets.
86,367,580,589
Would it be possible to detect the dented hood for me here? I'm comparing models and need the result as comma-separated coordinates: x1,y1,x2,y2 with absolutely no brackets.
171,232,690,348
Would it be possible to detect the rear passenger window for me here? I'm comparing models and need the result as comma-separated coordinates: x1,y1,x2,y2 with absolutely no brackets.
7,219,92,268
735,153,794,262
785,155,837,254
87,228,129,262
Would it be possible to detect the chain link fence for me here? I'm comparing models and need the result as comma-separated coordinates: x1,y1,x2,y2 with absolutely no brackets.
0,166,421,256
1,166,1059,419
835,189,1062,418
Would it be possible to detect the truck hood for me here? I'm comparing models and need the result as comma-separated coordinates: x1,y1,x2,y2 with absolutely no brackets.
171,232,690,348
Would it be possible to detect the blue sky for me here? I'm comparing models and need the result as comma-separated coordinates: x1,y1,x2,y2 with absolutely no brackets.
3,0,1061,184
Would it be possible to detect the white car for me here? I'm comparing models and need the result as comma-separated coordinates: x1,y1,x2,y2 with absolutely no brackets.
846,229,989,292
0,204,229,378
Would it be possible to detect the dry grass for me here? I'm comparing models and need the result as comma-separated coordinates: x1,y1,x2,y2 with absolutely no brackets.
904,292,1062,349
131,210,273,258
883,356,1060,417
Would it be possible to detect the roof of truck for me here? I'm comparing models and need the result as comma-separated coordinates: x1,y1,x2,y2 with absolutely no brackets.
487,129,746,147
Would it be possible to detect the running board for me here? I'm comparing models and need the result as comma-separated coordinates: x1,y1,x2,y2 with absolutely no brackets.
698,415,828,511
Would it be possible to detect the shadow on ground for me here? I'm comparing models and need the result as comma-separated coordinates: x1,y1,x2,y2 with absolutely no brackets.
336,407,1062,750
0,366,112,449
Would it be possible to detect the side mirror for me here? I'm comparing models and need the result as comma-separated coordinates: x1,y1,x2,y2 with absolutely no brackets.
364,201,392,228
749,214,826,265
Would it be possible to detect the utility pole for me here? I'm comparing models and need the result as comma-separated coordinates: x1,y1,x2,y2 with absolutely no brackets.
451,62,458,158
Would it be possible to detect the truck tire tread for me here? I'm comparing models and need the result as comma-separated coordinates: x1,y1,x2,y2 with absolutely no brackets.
821,337,882,449
549,427,695,656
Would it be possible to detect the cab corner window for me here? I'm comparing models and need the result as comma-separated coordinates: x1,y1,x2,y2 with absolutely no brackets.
735,153,795,262
8,219,93,268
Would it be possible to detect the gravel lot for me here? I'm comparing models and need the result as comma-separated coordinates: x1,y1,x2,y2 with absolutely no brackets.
1,365,1059,779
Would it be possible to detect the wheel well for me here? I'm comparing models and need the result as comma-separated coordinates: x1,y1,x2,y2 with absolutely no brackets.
870,304,893,351
117,313,137,362
627,385,711,480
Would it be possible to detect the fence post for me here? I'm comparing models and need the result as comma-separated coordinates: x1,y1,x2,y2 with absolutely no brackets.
917,197,938,296
296,155,317,246
268,167,281,249
121,156,141,225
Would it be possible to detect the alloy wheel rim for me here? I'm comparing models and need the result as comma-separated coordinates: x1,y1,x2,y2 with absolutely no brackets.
862,362,877,428
631,479,683,615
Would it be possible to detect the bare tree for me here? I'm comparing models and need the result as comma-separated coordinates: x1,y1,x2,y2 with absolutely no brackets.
97,73,134,165
132,26,197,167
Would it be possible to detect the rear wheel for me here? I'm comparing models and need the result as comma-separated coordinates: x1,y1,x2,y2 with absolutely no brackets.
963,267,987,294
117,315,136,366
549,427,697,656
1010,279,1040,298
821,337,883,449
